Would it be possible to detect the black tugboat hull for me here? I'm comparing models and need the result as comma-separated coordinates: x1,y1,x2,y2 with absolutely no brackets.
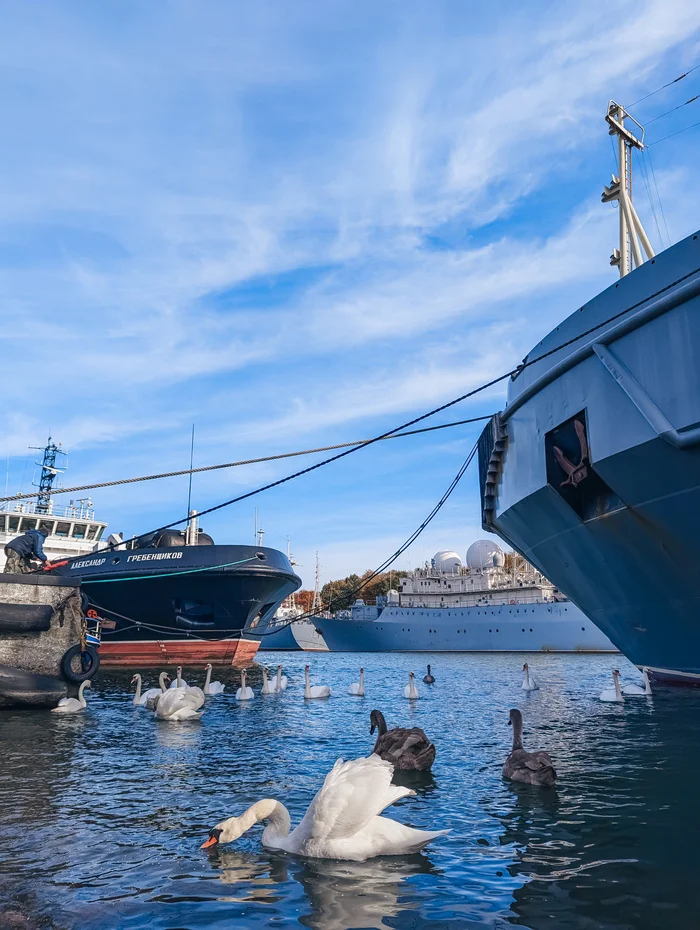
58,544,301,667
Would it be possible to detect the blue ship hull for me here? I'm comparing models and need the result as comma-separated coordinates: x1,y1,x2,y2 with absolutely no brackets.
313,601,616,652
479,230,700,684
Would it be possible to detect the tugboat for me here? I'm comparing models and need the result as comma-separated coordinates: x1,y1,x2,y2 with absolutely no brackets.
2,438,301,667
60,521,301,667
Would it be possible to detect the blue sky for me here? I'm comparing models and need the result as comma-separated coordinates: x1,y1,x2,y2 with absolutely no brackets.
2,1,699,586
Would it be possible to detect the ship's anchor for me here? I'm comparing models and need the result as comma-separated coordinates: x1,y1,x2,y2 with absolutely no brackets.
553,419,589,488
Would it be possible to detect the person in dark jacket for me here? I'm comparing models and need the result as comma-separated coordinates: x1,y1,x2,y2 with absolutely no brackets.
4,526,49,573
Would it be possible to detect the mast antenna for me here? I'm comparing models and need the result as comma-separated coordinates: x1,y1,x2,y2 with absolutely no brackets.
312,552,322,611
602,101,655,277
30,436,66,514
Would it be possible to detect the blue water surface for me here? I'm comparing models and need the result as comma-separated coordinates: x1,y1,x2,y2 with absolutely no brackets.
0,652,697,930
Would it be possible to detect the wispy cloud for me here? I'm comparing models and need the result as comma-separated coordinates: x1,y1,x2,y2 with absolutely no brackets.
1,0,699,580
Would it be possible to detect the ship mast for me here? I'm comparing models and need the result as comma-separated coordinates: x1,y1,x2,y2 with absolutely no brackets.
30,436,66,514
312,552,322,611
602,101,655,277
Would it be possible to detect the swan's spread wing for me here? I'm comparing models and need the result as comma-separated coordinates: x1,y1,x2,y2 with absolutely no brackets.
183,687,205,710
141,688,161,703
155,689,191,718
300,756,413,843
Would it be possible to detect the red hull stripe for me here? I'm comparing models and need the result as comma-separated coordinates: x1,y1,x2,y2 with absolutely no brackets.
98,638,260,667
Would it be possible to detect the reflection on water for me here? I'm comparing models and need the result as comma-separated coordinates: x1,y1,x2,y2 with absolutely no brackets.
0,653,699,928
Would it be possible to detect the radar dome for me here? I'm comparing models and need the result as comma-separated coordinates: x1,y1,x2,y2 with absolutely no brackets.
432,550,463,573
466,539,504,571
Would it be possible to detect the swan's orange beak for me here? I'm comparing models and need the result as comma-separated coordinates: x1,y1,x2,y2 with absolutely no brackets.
201,827,222,849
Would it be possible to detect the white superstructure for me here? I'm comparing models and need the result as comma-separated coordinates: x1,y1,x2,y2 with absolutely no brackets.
0,499,108,571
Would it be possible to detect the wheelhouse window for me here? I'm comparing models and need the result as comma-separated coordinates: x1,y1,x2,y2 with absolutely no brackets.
72,524,87,539
55,522,71,537
8,516,20,533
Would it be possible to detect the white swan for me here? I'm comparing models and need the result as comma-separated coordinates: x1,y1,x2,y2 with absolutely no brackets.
261,668,277,695
145,672,171,709
155,685,205,721
599,669,624,703
305,664,331,699
274,665,288,692
204,664,225,696
169,666,189,689
132,672,167,707
521,663,539,691
402,671,419,700
201,754,448,860
622,667,652,696
348,668,365,696
236,669,255,701
52,680,90,714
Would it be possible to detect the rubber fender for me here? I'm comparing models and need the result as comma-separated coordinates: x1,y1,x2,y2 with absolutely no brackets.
0,663,67,707
0,603,53,633
60,644,100,683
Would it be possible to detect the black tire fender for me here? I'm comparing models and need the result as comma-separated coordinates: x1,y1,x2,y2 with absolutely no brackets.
60,644,100,683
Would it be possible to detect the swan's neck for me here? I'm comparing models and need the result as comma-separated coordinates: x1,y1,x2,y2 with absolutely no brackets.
372,711,387,752
159,673,168,692
78,682,88,707
614,674,622,700
176,669,182,686
511,719,524,752
248,799,291,842
133,676,142,701
262,668,268,688
359,669,364,689
276,668,282,688
204,666,212,690
524,667,530,686
241,671,247,690
304,668,311,698
643,670,652,694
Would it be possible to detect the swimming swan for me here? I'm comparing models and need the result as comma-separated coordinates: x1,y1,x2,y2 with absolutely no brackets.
145,672,171,709
236,669,255,701
155,685,204,721
274,665,288,691
370,709,435,771
402,671,419,700
423,665,435,684
261,667,276,695
168,666,189,689
201,754,448,860
52,680,90,715
305,665,330,699
521,663,539,691
599,669,624,703
622,667,652,696
204,664,225,695
502,708,557,786
348,668,365,696
132,672,167,707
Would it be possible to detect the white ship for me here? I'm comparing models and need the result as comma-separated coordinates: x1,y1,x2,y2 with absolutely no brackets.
312,540,617,653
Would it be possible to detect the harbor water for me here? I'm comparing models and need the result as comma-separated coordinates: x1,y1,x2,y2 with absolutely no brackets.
1,652,698,929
